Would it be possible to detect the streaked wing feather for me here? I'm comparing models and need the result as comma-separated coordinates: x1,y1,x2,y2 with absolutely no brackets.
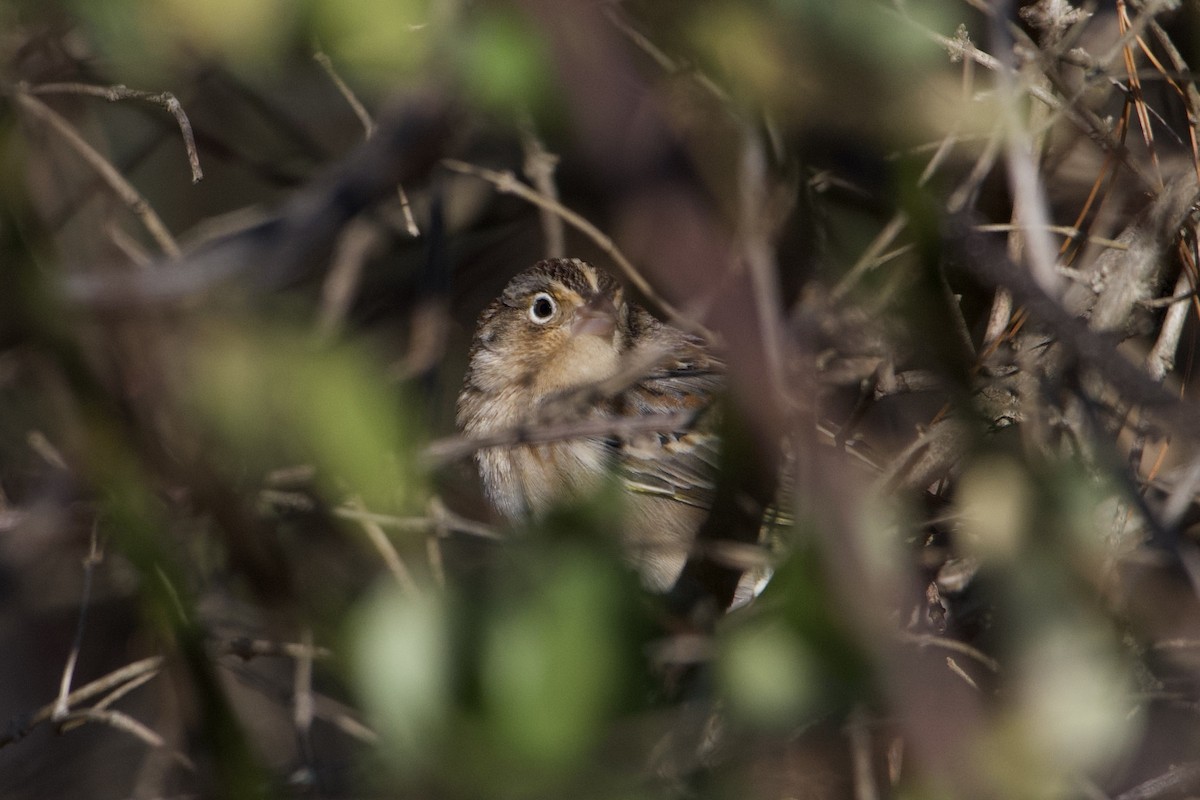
615,324,724,509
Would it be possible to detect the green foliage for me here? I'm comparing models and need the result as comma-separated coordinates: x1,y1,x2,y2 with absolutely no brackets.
185,318,423,513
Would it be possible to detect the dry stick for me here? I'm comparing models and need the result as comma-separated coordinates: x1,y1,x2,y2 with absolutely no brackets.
1147,266,1194,381
107,221,154,268
332,502,501,540
898,631,1001,673
974,224,1128,250
923,14,1159,193
944,657,981,692
293,627,316,780
832,212,909,301
218,637,334,661
424,409,696,465
602,4,731,104
52,526,103,722
1148,19,1200,185
61,707,194,768
315,218,382,338
440,158,714,340
28,81,203,183
992,14,1062,298
15,90,181,258
520,122,566,258
92,668,158,712
847,706,880,800
737,128,790,406
314,51,419,238
344,496,421,595
946,127,1003,213
1,656,164,748
1116,761,1200,800
1116,2,1164,187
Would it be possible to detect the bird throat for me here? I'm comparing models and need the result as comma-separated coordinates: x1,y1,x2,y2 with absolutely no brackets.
531,332,621,398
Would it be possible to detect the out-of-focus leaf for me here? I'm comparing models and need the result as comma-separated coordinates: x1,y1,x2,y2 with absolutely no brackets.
311,0,437,84
718,619,816,726
460,10,556,117
958,456,1033,563
350,584,452,764
70,0,299,75
186,321,422,513
481,543,627,769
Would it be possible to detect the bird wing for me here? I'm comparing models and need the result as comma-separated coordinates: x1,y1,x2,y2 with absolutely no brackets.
612,327,724,510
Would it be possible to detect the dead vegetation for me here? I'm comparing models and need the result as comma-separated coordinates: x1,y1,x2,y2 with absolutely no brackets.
3,1,1200,798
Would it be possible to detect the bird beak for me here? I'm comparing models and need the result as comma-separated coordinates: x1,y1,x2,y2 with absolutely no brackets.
571,293,617,339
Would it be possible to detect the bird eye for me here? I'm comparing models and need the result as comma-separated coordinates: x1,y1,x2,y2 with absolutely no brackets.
528,292,557,324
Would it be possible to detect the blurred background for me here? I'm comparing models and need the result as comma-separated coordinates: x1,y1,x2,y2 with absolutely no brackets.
3,0,1200,797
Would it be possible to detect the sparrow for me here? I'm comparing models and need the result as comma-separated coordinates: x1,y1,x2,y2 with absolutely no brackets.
456,258,724,590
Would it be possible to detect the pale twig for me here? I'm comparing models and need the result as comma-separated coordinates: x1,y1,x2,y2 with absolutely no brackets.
1,656,164,748
520,121,566,258
847,706,880,800
313,52,376,137
52,525,103,722
60,708,194,769
897,631,1001,672
738,127,791,405
219,637,334,661
602,4,731,104
833,212,910,300
944,656,981,691
293,627,315,761
974,223,1128,251
106,221,153,268
15,90,181,258
441,158,714,339
314,51,419,237
344,496,421,595
316,218,382,338
332,503,501,540
91,669,157,712
991,7,1061,299
1146,260,1194,382
27,430,68,470
28,81,203,183
423,410,696,466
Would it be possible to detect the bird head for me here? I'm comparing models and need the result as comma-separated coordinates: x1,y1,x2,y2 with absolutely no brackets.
469,259,628,398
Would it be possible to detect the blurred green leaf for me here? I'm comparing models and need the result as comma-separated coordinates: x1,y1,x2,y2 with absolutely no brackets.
187,321,423,513
351,584,452,764
482,543,627,769
460,10,556,117
718,619,817,726
311,0,437,84
70,0,299,76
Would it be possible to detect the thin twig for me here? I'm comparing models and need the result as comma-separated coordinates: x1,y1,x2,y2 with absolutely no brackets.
344,496,421,595
314,51,419,237
2,656,164,748
293,627,315,758
316,218,382,338
60,708,194,770
424,409,696,466
441,158,714,339
52,525,104,722
313,52,376,137
520,121,566,258
897,631,1001,673
847,706,880,800
15,89,181,258
1146,246,1195,381
28,81,203,183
